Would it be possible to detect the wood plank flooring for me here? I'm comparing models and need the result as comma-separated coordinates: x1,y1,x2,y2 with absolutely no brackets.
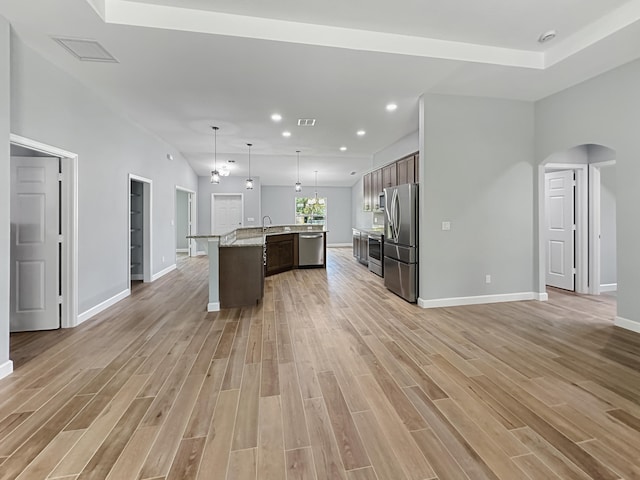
1,248,638,480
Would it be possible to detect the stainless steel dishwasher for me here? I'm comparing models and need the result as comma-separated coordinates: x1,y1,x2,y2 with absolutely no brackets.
298,233,325,266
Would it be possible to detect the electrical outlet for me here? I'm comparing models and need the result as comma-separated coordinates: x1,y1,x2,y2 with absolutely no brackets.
442,221,451,231
485,274,491,284
162,255,165,263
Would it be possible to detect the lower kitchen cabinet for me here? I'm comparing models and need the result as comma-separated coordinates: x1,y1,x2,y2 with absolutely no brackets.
265,233,298,276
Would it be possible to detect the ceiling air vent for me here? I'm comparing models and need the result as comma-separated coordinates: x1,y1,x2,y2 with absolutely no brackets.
52,37,118,63
297,118,316,127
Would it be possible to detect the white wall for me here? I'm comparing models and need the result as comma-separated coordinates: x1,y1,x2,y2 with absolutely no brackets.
176,190,189,250
262,186,353,245
0,16,10,375
10,34,198,315
535,57,640,329
420,94,535,303
197,175,261,233
600,166,617,286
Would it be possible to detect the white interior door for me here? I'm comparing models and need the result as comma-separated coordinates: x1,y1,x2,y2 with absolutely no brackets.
10,156,60,331
212,194,243,233
545,170,575,291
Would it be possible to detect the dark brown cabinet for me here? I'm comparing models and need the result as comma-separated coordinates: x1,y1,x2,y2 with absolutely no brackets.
363,172,372,211
382,163,397,190
396,154,417,185
265,233,297,276
371,169,384,210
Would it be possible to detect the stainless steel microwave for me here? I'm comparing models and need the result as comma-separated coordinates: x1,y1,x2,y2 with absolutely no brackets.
378,192,385,210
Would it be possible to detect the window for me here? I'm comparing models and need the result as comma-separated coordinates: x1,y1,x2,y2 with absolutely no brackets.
295,197,327,225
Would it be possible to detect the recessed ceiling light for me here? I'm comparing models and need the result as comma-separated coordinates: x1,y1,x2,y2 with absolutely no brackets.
386,103,398,112
340,146,347,151
271,113,282,122
357,130,366,136
282,131,291,137
538,30,557,44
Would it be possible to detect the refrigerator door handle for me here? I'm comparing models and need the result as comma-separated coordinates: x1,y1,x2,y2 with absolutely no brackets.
391,188,400,243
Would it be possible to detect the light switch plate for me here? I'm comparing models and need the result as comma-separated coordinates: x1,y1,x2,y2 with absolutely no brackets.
442,221,451,231
247,217,254,222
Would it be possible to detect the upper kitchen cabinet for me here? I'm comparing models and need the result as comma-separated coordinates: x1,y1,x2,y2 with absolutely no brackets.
363,172,372,211
397,154,418,185
382,163,397,189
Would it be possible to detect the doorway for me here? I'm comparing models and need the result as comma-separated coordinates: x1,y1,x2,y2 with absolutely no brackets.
211,193,244,233
176,186,196,258
129,174,152,286
537,144,617,299
589,160,617,295
9,134,78,331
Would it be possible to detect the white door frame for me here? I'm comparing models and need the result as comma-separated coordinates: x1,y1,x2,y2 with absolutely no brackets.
537,163,588,296
176,185,196,257
9,134,78,329
128,174,153,285
211,193,244,234
589,160,617,295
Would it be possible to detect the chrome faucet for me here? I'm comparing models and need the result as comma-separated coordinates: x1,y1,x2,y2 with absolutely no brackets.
262,215,272,232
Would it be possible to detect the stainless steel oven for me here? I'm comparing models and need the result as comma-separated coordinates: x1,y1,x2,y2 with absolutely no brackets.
367,233,383,277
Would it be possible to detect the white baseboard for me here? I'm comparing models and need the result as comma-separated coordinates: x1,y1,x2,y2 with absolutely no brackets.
176,248,188,253
0,360,14,380
208,302,220,312
151,264,176,281
536,292,549,301
328,243,351,248
418,291,537,309
600,283,617,292
77,288,130,325
615,316,640,334
197,250,207,256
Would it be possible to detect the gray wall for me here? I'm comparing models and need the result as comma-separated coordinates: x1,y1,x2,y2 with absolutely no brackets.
420,94,535,301
176,190,189,250
373,130,418,168
353,131,419,229
10,35,198,314
535,58,640,327
197,175,261,233
0,16,10,371
600,166,617,286
262,186,353,245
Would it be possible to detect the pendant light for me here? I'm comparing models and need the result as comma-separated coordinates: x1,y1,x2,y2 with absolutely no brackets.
309,170,319,204
245,143,254,190
295,150,302,192
210,126,220,184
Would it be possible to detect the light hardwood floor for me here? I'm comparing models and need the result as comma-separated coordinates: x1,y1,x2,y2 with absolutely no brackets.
1,248,638,480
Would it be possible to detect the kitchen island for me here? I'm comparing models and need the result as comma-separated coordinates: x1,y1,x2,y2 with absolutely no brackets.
189,225,326,311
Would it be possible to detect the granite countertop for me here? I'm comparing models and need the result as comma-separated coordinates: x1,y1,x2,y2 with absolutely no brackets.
354,226,384,236
189,224,327,248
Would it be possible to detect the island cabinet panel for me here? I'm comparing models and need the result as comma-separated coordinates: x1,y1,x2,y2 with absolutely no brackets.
219,246,264,308
265,234,297,277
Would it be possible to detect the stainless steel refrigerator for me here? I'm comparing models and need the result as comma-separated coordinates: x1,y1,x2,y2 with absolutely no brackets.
383,183,418,302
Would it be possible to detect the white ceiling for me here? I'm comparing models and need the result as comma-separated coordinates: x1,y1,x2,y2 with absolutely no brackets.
2,0,640,186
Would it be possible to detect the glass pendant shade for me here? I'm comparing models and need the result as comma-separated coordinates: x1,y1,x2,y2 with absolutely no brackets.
246,178,254,190
295,182,302,192
211,170,220,184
